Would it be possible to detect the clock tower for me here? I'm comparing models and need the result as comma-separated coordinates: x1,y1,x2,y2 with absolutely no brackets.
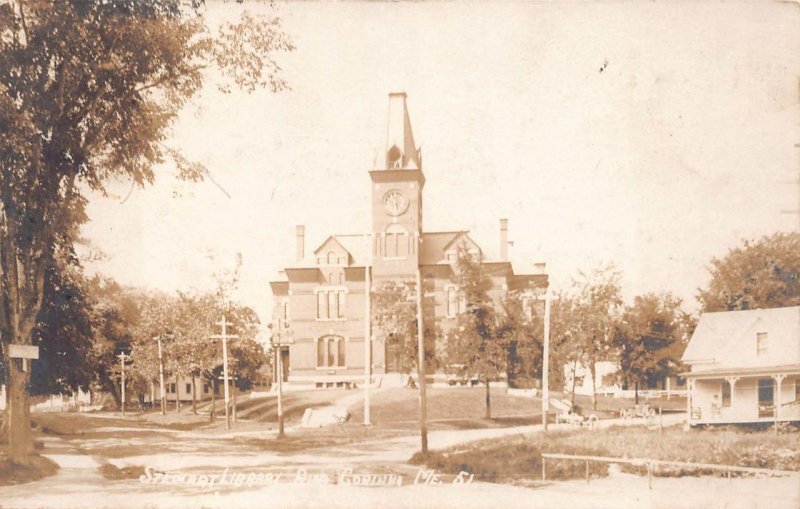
369,92,424,281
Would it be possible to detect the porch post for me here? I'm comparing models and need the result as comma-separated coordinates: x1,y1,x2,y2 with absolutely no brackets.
725,377,739,409
686,379,693,424
773,374,786,421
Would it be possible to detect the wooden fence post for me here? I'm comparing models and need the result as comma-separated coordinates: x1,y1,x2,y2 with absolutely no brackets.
585,460,590,485
542,457,546,481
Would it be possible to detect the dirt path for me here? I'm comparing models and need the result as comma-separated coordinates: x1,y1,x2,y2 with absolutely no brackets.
1,412,795,509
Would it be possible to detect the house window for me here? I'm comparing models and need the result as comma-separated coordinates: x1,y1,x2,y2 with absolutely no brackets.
169,383,176,394
327,251,336,264
203,384,209,394
186,383,192,394
758,378,774,417
756,332,768,355
338,273,344,284
317,336,346,368
721,381,731,407
282,301,289,321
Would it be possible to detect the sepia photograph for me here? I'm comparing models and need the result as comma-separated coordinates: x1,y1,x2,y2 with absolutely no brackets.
0,1,799,508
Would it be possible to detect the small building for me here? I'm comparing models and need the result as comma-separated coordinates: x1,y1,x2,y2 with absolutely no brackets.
682,306,800,425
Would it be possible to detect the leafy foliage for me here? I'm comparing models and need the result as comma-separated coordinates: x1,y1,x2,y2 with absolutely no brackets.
442,245,506,417
613,293,688,401
0,0,291,458
697,232,800,312
499,291,544,388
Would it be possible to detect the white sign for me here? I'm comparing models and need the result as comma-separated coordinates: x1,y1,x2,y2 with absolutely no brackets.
8,344,39,359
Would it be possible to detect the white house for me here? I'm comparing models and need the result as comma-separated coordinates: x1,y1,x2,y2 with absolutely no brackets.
682,306,800,426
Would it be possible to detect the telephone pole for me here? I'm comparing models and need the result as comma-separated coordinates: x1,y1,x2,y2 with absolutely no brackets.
118,352,129,416
270,320,292,438
155,336,166,415
364,233,372,426
211,316,239,429
542,285,551,431
416,267,428,453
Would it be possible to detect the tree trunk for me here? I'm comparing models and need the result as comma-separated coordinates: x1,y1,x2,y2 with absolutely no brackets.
590,360,597,410
634,381,639,405
191,373,197,415
6,357,34,463
484,379,491,419
232,375,237,423
570,360,578,406
175,373,180,412
209,377,217,423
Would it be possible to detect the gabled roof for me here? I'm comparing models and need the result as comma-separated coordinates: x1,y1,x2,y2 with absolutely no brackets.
313,235,350,256
419,231,463,265
682,306,800,372
332,234,369,266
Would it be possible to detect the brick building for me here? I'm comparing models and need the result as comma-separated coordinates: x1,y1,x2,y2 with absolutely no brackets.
269,93,548,389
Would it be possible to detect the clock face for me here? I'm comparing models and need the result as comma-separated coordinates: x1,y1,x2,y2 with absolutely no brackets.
383,190,409,216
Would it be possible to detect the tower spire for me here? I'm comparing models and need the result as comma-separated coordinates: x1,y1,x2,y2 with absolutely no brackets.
385,92,421,170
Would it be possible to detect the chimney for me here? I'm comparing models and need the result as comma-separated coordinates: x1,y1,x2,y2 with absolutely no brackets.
500,218,509,261
296,225,305,262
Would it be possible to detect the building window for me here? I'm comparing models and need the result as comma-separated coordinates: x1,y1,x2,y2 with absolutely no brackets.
169,383,176,394
338,273,345,284
317,336,346,368
756,332,768,355
316,289,345,320
203,384,209,394
282,301,289,321
721,381,731,407
186,383,192,394
327,251,336,264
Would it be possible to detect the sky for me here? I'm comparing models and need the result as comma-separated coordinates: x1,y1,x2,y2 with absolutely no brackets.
81,1,800,322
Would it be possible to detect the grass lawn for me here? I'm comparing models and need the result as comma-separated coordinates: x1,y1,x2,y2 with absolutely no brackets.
349,387,544,430
0,455,59,486
411,425,800,484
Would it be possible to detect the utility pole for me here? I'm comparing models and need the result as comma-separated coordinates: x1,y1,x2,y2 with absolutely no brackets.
416,267,428,454
270,320,291,438
118,352,129,416
155,336,166,415
211,316,238,430
542,285,551,431
363,233,372,426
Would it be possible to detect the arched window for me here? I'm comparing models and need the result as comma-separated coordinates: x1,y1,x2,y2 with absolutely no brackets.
317,335,346,368
327,251,336,264
385,224,407,258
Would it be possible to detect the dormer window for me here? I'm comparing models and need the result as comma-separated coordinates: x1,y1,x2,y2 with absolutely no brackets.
756,332,768,355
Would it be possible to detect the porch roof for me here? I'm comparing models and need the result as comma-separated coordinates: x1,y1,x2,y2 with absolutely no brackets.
683,363,800,379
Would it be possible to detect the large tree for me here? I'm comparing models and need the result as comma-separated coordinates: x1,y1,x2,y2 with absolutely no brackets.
443,246,505,419
613,292,687,403
370,280,438,374
499,291,543,389
697,232,800,312
0,0,292,462
572,264,623,410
